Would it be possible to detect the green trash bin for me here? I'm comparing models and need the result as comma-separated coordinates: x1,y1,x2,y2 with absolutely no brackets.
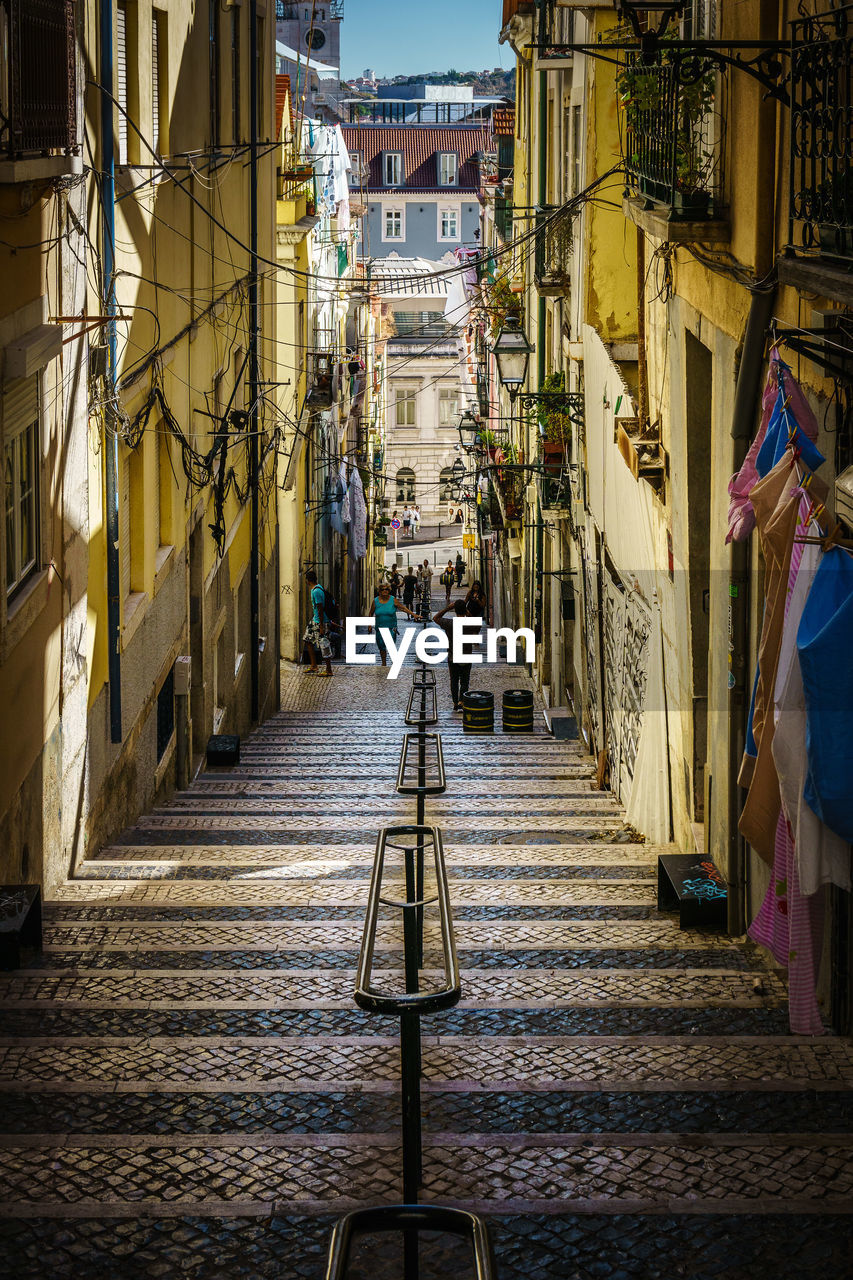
463,691,494,734
502,689,534,733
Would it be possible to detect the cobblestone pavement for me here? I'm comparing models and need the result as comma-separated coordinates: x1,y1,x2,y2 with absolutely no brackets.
1,611,853,1278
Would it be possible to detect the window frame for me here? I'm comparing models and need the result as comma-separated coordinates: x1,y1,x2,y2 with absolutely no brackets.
437,151,458,187
382,204,405,242
394,386,417,429
438,387,459,427
382,150,403,186
437,204,460,241
3,375,40,602
396,467,416,504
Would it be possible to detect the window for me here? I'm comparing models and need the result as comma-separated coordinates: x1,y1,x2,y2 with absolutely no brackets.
213,621,227,730
438,152,458,186
3,376,39,599
116,1,129,164
438,388,459,426
152,9,166,155
395,388,416,428
383,206,404,241
571,104,582,199
438,207,459,241
383,151,403,185
396,468,415,503
230,6,240,141
156,667,175,762
439,467,453,502
209,0,220,148
235,570,250,675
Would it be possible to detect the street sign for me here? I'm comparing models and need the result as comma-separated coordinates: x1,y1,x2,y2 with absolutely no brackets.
463,532,476,549
390,518,401,530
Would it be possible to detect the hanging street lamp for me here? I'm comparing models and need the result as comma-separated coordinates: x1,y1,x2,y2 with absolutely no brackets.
491,317,535,404
457,409,482,452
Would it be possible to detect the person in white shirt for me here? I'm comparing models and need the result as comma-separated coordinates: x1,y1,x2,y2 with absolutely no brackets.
402,506,412,537
411,504,421,536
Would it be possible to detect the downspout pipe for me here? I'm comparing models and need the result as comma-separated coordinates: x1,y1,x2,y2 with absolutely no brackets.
726,281,776,935
534,0,548,639
100,0,122,743
249,0,261,723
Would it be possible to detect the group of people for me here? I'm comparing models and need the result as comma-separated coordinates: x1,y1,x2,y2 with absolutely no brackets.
302,559,490,710
391,505,421,539
369,569,489,710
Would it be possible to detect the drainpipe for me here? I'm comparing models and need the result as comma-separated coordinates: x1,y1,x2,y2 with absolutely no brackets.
534,0,548,639
249,0,260,722
100,0,122,743
727,282,775,935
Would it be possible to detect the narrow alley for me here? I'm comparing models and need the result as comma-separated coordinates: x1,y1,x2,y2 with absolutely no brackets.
1,617,851,1278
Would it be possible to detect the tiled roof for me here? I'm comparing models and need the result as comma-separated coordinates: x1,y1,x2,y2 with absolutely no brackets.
341,124,492,192
370,257,453,298
493,108,515,136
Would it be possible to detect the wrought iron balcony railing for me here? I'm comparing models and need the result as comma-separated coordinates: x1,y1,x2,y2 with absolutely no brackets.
789,5,853,262
535,209,572,295
621,51,722,220
0,0,77,160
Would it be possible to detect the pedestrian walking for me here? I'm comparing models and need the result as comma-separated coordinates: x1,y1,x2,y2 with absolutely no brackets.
369,581,416,668
302,569,333,677
402,505,412,538
440,560,455,604
465,579,489,624
434,599,471,711
454,552,465,587
389,566,402,599
412,504,421,536
417,558,433,625
402,565,418,610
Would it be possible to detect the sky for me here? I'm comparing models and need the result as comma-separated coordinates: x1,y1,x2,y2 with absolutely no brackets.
340,0,507,79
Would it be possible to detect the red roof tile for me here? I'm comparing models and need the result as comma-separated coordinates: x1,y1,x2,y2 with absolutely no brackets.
276,75,294,142
492,108,515,136
341,124,493,192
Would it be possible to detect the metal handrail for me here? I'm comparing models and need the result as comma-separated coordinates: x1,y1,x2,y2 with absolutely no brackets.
405,682,438,726
412,666,436,687
325,1205,497,1280
396,733,446,797
355,825,460,1018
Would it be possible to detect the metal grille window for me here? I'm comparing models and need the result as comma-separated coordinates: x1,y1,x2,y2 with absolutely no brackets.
156,667,175,761
395,388,416,428
438,388,459,426
438,467,453,501
3,376,40,599
0,0,77,158
396,468,415,503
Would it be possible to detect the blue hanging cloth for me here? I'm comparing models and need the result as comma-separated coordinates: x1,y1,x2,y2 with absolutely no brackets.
797,549,853,843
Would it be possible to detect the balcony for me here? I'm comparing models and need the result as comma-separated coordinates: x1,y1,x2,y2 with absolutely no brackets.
620,51,727,238
0,0,79,181
495,196,514,244
784,5,853,300
534,209,572,296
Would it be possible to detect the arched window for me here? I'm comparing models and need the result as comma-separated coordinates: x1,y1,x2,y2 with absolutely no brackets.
439,467,453,502
396,468,415,503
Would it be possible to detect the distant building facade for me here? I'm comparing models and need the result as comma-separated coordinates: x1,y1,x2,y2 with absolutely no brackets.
341,124,490,260
276,1,343,119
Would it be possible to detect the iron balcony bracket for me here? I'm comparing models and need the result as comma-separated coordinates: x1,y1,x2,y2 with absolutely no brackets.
529,39,791,105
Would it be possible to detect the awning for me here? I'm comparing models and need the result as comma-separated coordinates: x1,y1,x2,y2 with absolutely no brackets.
276,41,339,79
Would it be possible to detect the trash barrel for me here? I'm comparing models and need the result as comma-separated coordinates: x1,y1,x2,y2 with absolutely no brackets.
502,689,534,733
463,691,494,734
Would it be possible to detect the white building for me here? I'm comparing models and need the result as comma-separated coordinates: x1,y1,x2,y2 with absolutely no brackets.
373,258,469,525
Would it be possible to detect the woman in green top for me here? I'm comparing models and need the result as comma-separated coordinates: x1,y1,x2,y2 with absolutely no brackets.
369,581,416,667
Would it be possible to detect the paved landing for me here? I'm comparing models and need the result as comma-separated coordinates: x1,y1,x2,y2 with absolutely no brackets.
1,621,852,1278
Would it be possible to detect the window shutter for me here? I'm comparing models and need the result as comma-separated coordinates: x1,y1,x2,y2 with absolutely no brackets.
117,2,128,165
2,376,39,435
152,13,160,153
120,453,131,599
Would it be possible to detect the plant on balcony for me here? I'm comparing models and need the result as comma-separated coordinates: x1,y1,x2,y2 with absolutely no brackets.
484,273,524,339
617,49,716,205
